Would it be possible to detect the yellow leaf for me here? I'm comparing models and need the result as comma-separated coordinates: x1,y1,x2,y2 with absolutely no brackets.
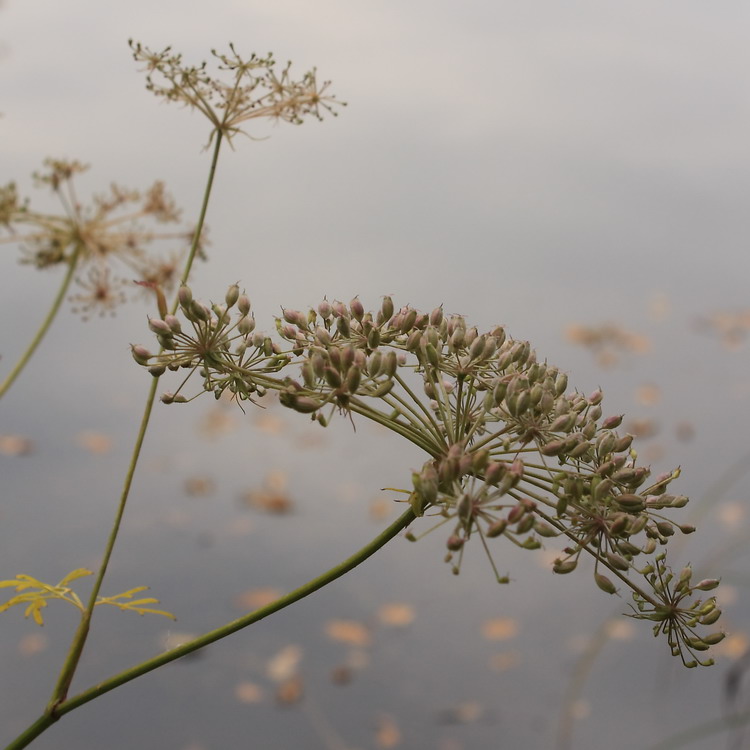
58,568,93,587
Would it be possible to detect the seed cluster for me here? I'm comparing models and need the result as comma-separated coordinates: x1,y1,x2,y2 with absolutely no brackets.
135,286,724,666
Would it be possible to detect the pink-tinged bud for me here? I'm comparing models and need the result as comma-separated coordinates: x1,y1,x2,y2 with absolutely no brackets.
225,283,240,308
318,299,333,318
371,379,394,397
484,462,505,485
549,413,575,433
449,327,465,351
446,535,465,551
238,315,255,335
157,334,176,350
148,364,166,377
161,392,176,404
332,300,348,318
429,306,443,327
315,327,331,346
130,344,152,365
368,350,383,376
190,300,209,321
588,389,604,405
400,308,417,333
162,314,180,334
594,572,617,594
178,285,193,307
693,578,720,591
678,524,696,534
602,414,623,430
486,519,508,537
237,294,251,316
148,317,172,336
614,434,633,453
349,297,365,321
540,440,565,457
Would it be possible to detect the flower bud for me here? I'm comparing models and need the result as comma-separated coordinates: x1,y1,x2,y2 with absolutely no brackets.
225,283,240,308
237,294,251,316
350,297,364,321
553,559,578,574
178,285,193,307
594,572,617,594
238,315,255,335
601,414,623,430
130,344,152,365
380,295,394,322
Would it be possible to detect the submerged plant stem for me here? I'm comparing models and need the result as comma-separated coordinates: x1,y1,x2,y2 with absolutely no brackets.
0,244,81,399
5,506,417,750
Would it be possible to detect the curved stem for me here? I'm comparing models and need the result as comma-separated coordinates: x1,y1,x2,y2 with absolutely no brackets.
5,506,416,750
0,244,82,399
44,131,225,714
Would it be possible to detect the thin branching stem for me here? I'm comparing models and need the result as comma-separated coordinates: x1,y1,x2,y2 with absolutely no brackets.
4,507,416,750
44,130,224,713
0,243,82,399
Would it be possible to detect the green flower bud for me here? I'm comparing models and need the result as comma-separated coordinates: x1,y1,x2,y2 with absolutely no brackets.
553,559,578,574
486,519,508,537
225,283,240,309
594,572,617,594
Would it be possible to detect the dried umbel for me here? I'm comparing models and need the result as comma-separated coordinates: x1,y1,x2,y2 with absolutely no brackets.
129,41,343,146
136,287,724,667
0,160,195,319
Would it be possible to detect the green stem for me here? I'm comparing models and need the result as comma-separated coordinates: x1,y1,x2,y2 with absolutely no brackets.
0,244,82,399
5,507,416,750
44,131,225,713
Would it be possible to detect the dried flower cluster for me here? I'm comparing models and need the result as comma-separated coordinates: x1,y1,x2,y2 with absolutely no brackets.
0,160,196,319
129,41,343,146
135,286,725,667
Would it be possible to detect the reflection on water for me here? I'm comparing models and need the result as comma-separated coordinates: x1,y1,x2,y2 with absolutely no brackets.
1,295,749,750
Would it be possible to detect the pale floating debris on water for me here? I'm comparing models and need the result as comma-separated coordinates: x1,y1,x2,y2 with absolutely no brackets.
234,680,264,704
437,701,483,725
715,632,748,659
694,309,750,350
184,476,215,497
675,421,695,442
76,430,113,454
565,322,651,366
624,417,658,439
0,435,34,456
481,617,519,641
604,620,636,640
377,602,415,627
198,407,237,438
241,470,293,514
252,412,286,435
233,587,282,612
275,674,303,705
570,699,591,721
488,650,521,671
634,383,661,406
324,619,372,648
717,502,745,528
648,291,671,321
266,644,302,683
369,495,393,521
375,713,402,748
18,633,49,656
716,584,738,607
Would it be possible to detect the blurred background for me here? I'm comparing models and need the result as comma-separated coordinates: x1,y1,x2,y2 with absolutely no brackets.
1,1,749,748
